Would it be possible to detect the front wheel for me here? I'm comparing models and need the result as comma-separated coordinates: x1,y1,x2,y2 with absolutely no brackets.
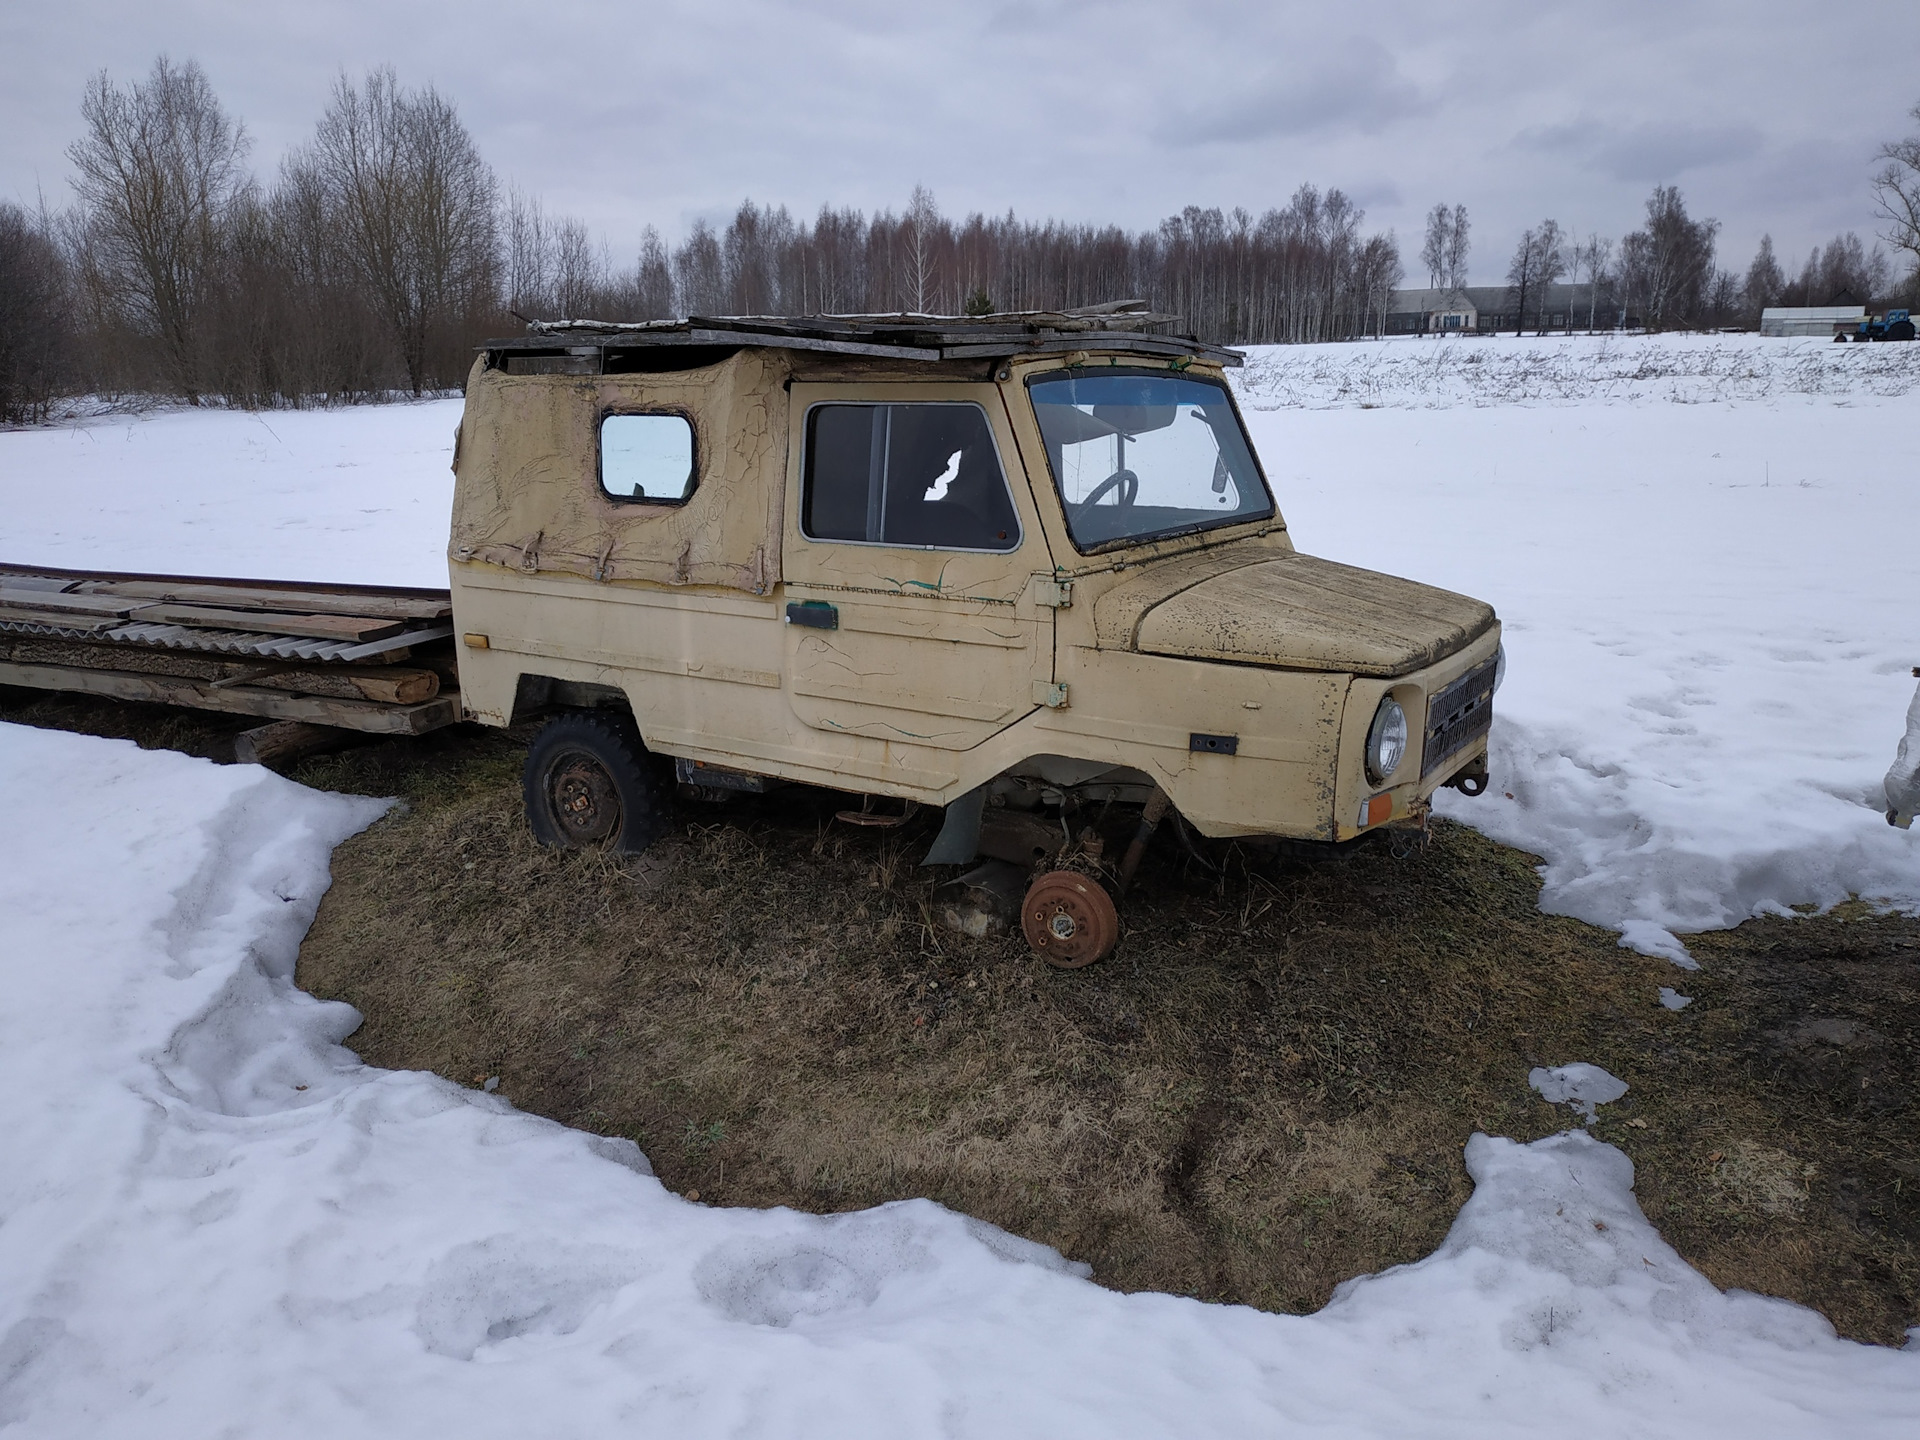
522,712,665,854
1021,870,1120,968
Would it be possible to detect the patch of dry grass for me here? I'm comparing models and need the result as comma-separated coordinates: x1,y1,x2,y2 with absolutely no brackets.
5,689,1915,1343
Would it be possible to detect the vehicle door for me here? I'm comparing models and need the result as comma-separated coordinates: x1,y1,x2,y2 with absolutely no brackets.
782,383,1058,750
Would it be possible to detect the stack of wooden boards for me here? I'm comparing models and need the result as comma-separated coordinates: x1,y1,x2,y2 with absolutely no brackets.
0,565,462,757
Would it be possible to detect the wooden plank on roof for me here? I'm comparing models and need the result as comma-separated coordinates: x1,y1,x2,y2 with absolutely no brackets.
0,659,461,734
82,580,452,621
0,604,124,633
938,336,1240,365
128,604,406,642
0,587,135,617
684,329,942,361
488,315,1242,365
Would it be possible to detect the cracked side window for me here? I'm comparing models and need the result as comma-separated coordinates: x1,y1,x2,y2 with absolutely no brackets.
802,403,1019,552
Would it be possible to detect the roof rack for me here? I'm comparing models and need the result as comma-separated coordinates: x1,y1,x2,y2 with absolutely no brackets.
485,302,1242,367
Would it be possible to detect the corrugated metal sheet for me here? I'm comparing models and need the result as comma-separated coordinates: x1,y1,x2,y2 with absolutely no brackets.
0,617,103,638
0,615,453,661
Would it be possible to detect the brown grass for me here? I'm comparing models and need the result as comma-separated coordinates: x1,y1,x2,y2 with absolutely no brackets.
6,687,1916,1343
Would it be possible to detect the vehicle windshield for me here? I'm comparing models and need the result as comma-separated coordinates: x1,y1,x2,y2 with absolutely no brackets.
1027,370,1273,551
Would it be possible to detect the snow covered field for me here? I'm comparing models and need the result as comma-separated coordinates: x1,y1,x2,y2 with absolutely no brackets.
1235,332,1920,959
0,398,460,587
4,334,1914,956
3,720,1916,1436
3,333,1919,1432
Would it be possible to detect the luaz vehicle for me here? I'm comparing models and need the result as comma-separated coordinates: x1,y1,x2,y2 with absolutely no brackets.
0,307,1501,967
452,308,1501,964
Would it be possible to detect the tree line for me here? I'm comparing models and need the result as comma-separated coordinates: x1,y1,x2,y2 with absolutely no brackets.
4,58,1920,423
1424,110,1920,339
0,57,1410,422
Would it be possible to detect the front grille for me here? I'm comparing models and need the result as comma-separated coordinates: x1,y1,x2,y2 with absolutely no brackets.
1422,655,1496,777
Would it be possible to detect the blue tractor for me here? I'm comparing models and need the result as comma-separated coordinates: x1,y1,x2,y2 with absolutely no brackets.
1849,308,1916,341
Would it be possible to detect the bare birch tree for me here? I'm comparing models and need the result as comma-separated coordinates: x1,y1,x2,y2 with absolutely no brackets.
1742,235,1783,324
504,185,553,317
1420,203,1448,292
289,67,498,395
66,56,250,401
1505,227,1538,336
906,185,940,313
674,219,725,314
634,227,674,319
1620,187,1718,330
1531,220,1566,331
0,202,72,422
551,216,603,318
1443,205,1470,295
1573,234,1612,330
1871,100,1920,283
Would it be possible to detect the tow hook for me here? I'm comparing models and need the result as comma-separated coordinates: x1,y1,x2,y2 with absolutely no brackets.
1445,757,1490,797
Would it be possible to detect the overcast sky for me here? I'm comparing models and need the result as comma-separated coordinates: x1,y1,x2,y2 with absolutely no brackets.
5,0,1917,285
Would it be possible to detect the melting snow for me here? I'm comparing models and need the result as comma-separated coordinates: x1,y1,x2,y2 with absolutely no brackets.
1234,332,1920,959
4,333,1920,1430
1885,678,1920,828
1529,1062,1630,1123
1,720,1916,1435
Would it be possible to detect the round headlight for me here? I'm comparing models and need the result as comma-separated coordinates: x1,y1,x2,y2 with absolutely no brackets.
1366,697,1408,784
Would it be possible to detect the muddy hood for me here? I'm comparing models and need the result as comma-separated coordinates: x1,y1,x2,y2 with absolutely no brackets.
1097,552,1496,677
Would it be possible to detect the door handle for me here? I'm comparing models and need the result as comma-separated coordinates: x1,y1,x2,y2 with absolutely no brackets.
785,600,838,630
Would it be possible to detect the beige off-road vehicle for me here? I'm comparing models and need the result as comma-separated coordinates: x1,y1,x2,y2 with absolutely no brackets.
449,308,1500,965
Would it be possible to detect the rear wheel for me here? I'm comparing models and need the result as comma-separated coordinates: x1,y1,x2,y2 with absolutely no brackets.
522,711,664,854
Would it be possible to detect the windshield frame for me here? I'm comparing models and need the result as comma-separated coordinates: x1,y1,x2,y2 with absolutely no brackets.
1024,365,1276,555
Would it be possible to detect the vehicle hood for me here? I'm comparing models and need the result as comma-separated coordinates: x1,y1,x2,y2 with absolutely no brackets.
1094,551,1496,677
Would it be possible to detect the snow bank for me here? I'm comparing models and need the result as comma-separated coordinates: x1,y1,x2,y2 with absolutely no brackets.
2,721,1916,1436
1886,679,1920,828
1239,331,1920,409
1235,336,1920,959
0,399,459,587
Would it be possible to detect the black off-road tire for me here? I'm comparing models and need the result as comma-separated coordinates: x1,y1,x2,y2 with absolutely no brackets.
522,711,665,855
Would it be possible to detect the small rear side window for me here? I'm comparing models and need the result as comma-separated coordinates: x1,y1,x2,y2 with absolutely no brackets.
600,414,695,503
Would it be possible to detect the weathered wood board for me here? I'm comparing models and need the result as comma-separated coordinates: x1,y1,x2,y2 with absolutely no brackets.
231,720,357,766
128,604,406,642
0,587,135,617
0,605,124,634
0,636,439,702
79,580,452,621
0,659,460,734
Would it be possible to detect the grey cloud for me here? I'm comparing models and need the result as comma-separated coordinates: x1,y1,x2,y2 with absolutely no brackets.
1346,178,1405,211
4,1,1915,269
1153,37,1434,146
1516,116,1763,182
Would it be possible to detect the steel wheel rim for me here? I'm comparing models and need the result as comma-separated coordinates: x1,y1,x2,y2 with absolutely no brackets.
549,751,621,844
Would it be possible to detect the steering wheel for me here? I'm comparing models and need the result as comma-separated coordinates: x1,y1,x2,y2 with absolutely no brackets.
1078,467,1138,509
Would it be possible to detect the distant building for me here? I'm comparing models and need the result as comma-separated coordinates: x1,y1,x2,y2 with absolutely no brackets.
1385,283,1611,335
1759,305,1866,338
